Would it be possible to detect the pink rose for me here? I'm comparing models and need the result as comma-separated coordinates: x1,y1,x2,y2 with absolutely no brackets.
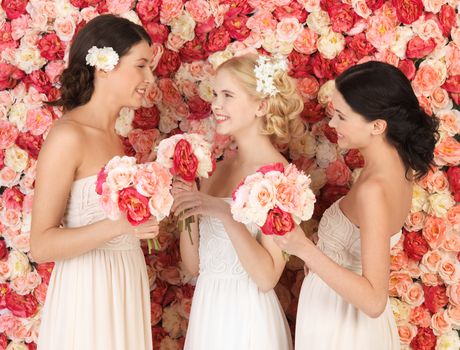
403,282,425,306
439,259,460,285
158,78,182,107
430,88,451,111
0,121,19,150
293,27,317,55
257,162,285,175
37,32,65,61
325,160,351,186
261,206,295,236
106,0,134,14
447,304,460,327
409,305,431,327
446,205,459,231
398,59,417,80
412,63,446,96
389,271,413,297
118,187,151,225
438,4,456,37
431,309,452,336
406,37,436,59
297,75,319,100
0,62,25,90
33,282,48,305
1,0,28,19
423,284,449,313
422,216,447,249
26,108,53,136
275,182,300,213
404,212,426,232
398,323,417,344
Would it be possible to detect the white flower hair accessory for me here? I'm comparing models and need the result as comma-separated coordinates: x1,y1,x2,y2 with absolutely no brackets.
85,46,119,72
254,54,289,97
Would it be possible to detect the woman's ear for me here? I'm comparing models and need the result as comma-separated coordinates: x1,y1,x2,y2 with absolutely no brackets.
371,119,387,136
255,99,268,118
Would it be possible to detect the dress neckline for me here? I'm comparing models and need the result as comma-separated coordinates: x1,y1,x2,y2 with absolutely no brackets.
72,174,98,186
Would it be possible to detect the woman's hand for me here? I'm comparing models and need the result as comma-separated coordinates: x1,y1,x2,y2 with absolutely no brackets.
272,225,313,258
172,191,231,222
118,217,160,239
171,177,198,196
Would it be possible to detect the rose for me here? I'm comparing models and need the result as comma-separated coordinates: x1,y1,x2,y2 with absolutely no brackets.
327,3,356,33
347,33,376,58
35,262,53,285
398,323,417,344
423,284,449,313
325,160,351,186
402,282,424,306
187,96,211,121
155,49,181,78
37,32,65,61
431,309,452,336
288,50,312,78
179,37,208,63
406,37,436,59
118,187,151,225
391,0,423,24
224,15,251,41
172,139,198,182
2,187,24,211
261,207,295,236
0,63,25,90
204,27,231,53
15,132,43,160
133,106,160,130
258,163,285,175
410,305,431,327
5,290,38,318
398,59,417,80
447,167,460,202
404,231,430,261
422,216,446,249
438,4,456,37
389,271,413,297
0,240,7,261
1,0,28,20
404,212,426,232
410,327,437,350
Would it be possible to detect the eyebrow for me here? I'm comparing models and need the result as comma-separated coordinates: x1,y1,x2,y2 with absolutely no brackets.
220,89,234,94
136,58,149,62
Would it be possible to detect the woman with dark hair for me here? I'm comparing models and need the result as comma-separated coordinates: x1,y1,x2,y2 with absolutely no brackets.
273,61,439,349
31,15,156,350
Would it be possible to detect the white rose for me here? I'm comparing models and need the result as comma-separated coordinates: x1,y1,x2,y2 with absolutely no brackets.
120,10,141,25
8,250,31,279
198,80,215,102
315,138,337,168
411,184,430,212
162,304,184,338
317,80,335,106
289,133,317,160
306,10,330,35
317,29,345,60
5,146,29,172
158,111,179,134
6,342,29,350
391,26,414,59
14,45,46,74
429,191,455,218
207,49,233,70
436,329,460,350
115,107,134,137
171,11,196,41
390,297,411,324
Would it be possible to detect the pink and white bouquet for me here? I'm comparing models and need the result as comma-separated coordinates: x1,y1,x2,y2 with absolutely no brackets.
156,133,216,243
95,156,173,253
231,163,316,247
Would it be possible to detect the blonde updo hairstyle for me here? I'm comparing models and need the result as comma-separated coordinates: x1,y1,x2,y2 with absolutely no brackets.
217,54,304,145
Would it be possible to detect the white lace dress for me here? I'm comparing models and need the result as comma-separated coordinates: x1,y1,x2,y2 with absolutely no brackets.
184,199,292,350
295,198,401,349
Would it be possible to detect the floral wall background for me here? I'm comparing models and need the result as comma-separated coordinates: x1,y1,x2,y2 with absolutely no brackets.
0,0,459,349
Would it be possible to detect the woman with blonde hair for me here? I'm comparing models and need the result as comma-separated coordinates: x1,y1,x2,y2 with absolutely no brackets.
172,53,304,350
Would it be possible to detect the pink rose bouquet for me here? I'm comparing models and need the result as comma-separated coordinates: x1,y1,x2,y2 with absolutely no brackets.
156,133,215,244
95,156,173,253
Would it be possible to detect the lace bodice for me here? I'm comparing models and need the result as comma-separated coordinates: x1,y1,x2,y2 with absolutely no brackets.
198,198,259,278
62,175,140,251
317,198,401,274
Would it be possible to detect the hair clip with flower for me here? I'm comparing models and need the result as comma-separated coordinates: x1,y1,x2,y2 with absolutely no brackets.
85,46,119,72
254,54,288,97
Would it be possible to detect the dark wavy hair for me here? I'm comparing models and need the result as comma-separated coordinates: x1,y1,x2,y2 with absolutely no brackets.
335,61,439,180
50,14,152,111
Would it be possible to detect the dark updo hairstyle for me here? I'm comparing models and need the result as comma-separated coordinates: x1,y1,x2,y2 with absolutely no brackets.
335,61,439,180
50,14,152,111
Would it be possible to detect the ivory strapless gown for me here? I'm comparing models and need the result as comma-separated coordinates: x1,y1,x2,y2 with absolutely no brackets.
184,198,292,350
37,175,152,350
295,197,401,349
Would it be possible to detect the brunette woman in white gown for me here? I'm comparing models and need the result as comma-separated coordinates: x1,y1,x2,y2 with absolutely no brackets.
172,54,305,350
274,62,438,349
31,15,158,350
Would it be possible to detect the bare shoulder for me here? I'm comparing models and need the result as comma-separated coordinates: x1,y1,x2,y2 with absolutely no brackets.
355,177,387,205
43,117,85,150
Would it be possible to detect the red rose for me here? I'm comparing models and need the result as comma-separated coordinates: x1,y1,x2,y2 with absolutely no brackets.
15,132,43,160
0,150,4,170
332,48,358,75
133,106,160,130
23,70,52,94
136,0,161,23
438,4,456,37
2,187,24,211
398,59,416,80
145,22,169,44
450,92,460,105
288,51,311,79
344,149,364,169
447,167,460,202
328,4,356,33
35,262,54,285
392,0,423,24
257,162,285,174
0,62,25,90
403,230,429,261
310,53,334,80
221,0,253,16
346,33,376,58
37,32,65,61
223,15,251,41
179,37,208,63
155,49,181,78
5,290,39,318
0,22,18,52
406,37,436,59
0,283,9,308
315,185,349,218
0,240,7,261
1,0,28,19
423,284,449,313
0,333,7,350
28,342,37,350
118,187,151,225
173,139,198,182
323,123,338,143
152,327,168,346
204,27,231,53
410,327,436,350
195,17,215,41
69,0,89,8
365,0,385,11
442,75,460,93
95,168,107,196
301,100,326,124
273,2,307,22
187,96,211,121
128,129,157,155
261,207,295,236
150,280,167,303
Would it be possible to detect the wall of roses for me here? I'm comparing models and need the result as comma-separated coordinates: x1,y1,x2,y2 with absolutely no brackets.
0,0,459,349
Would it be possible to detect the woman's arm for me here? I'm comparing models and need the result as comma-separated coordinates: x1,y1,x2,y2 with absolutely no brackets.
172,191,286,292
274,183,394,317
30,123,158,263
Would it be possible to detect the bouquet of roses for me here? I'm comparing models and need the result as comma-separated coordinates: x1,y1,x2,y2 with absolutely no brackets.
231,163,316,258
95,156,173,253
156,133,215,244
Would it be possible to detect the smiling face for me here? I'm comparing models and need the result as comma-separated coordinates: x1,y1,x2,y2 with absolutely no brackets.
328,89,378,149
106,40,155,109
211,67,265,137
